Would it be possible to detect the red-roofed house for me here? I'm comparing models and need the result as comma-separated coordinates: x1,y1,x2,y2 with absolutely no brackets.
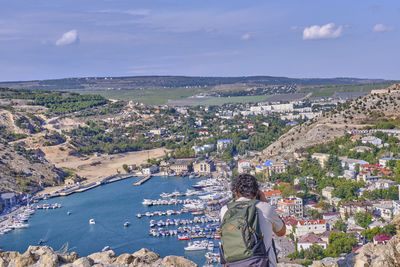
282,217,298,235
247,123,255,129
295,219,327,237
263,190,282,205
373,234,391,245
297,233,327,251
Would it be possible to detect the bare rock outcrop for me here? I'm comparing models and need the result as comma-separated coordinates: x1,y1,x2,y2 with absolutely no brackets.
0,246,197,267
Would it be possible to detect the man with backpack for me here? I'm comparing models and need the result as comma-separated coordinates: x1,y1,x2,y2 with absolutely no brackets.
220,174,286,267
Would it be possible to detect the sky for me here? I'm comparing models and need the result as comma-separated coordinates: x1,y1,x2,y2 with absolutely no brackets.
0,0,399,81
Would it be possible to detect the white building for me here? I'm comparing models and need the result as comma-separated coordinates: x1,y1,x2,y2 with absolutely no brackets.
297,233,327,251
237,160,252,174
295,219,327,237
361,136,382,146
277,196,303,217
142,166,158,175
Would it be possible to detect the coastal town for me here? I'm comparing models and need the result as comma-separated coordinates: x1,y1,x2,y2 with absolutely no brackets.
2,84,400,265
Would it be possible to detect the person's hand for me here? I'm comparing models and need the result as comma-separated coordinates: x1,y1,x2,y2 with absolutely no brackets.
257,190,267,202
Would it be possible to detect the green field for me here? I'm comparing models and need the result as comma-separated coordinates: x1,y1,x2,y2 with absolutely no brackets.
196,95,273,105
299,82,396,97
71,87,210,105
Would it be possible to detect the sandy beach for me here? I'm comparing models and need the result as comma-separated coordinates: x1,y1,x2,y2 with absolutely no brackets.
39,147,169,195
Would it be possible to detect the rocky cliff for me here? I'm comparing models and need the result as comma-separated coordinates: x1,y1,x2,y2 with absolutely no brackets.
262,83,400,161
0,246,197,267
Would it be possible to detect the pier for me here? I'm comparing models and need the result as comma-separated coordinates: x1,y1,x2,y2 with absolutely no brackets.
133,175,152,186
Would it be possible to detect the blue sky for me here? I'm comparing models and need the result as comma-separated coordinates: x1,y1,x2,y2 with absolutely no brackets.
0,0,399,81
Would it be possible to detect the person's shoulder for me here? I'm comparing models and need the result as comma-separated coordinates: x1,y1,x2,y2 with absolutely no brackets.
220,205,228,215
255,201,275,214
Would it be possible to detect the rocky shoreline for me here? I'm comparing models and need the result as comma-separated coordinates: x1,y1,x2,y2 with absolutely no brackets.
0,246,197,267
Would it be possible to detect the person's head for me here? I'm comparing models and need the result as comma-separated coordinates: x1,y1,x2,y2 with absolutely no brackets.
231,174,259,198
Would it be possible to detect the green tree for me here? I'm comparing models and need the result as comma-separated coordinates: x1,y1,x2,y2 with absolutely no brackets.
325,233,358,257
354,212,372,228
122,164,130,173
304,244,325,260
333,220,347,232
276,183,297,197
306,209,322,219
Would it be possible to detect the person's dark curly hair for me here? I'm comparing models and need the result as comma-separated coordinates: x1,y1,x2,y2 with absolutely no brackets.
231,174,259,198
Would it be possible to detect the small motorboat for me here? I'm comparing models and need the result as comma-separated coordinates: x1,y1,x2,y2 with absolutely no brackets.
89,219,95,224
102,246,110,252
124,221,130,227
38,239,45,245
67,211,72,215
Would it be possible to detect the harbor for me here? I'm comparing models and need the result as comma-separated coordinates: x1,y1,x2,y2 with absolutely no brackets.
0,175,229,266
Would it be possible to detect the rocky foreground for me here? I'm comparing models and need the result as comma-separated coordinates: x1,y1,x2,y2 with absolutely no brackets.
0,247,197,267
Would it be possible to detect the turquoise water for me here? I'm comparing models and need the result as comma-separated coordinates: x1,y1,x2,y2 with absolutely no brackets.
0,176,215,265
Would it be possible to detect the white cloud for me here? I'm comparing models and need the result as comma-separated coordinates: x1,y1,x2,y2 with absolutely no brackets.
241,33,251,40
303,23,343,40
56,29,79,46
372,24,393,32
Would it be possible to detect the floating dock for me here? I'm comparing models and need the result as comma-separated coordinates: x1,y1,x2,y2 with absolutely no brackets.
133,175,152,186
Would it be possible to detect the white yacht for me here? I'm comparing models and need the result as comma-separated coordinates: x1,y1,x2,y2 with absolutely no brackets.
89,219,95,224
142,199,153,206
11,222,29,229
184,241,208,251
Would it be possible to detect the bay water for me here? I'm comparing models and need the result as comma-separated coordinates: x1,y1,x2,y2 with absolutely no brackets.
0,176,216,265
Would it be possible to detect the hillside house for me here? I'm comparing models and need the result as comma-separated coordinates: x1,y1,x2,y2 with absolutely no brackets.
379,157,399,167
311,153,330,168
361,136,382,146
373,234,391,245
277,196,303,217
217,139,234,151
322,187,335,202
297,233,327,251
339,201,373,219
263,190,282,206
237,160,252,174
295,219,327,237
255,161,288,177
339,157,369,171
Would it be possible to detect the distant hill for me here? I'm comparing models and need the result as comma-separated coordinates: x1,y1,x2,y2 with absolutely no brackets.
0,76,387,91
261,83,400,161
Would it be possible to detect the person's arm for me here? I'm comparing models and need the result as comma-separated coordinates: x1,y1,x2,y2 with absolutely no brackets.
258,195,287,237
274,221,286,237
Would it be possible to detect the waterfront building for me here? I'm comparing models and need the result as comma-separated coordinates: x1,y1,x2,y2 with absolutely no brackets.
277,196,303,217
142,166,158,175
0,192,17,212
193,160,215,175
170,163,190,174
